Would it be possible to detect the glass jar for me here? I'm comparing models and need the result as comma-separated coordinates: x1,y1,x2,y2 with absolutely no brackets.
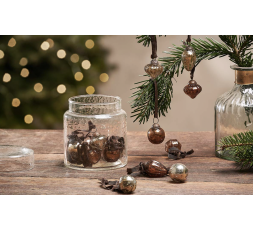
64,95,127,170
215,65,253,160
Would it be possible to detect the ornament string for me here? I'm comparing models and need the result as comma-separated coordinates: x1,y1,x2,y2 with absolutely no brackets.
150,35,159,119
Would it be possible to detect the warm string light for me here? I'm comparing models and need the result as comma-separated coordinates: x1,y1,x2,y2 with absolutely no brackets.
57,49,66,59
8,38,16,47
12,98,20,107
57,84,66,94
99,73,109,82
0,50,4,59
41,41,50,51
20,68,29,77
24,114,33,124
19,57,28,66
47,38,54,48
74,72,83,81
34,83,43,93
85,39,95,49
86,86,95,94
70,54,79,63
82,60,91,70
3,73,11,82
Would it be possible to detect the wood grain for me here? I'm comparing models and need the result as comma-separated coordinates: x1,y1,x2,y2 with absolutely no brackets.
0,129,251,195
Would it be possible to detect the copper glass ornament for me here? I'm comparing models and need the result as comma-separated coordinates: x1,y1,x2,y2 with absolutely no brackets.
181,46,196,71
184,80,202,99
144,59,163,79
147,123,165,144
165,139,182,152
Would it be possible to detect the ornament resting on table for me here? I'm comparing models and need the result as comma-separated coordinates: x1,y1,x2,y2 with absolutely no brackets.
169,163,188,183
182,35,202,99
127,160,169,177
147,123,165,144
165,139,194,159
104,136,125,162
99,175,137,194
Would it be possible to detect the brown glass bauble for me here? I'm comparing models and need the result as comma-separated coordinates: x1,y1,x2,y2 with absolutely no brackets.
81,143,92,167
165,139,182,153
87,149,101,164
144,59,163,79
183,80,202,99
142,160,168,177
147,123,165,144
104,147,121,162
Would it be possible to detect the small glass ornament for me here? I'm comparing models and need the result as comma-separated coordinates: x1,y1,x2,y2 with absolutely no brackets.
144,59,163,79
169,163,188,183
183,80,202,99
181,46,196,71
147,123,165,144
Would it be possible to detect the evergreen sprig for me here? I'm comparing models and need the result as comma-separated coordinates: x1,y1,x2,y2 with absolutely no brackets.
131,35,253,124
217,130,253,169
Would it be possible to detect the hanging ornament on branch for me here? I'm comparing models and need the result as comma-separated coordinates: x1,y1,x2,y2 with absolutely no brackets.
182,35,202,99
144,35,165,144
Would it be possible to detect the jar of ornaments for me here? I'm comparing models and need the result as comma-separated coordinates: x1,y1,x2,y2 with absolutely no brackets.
64,95,127,170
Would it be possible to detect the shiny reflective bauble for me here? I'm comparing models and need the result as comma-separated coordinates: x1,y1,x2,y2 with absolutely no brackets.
87,149,101,164
144,59,163,79
147,123,165,144
181,46,196,71
67,141,83,164
142,160,168,177
90,134,107,151
169,163,188,183
183,80,202,99
119,175,137,194
165,139,182,152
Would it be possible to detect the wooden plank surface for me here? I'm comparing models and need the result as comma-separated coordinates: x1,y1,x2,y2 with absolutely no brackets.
0,129,252,195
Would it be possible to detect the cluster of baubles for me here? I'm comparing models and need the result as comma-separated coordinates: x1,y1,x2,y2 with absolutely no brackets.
67,132,125,168
127,160,188,183
181,44,202,99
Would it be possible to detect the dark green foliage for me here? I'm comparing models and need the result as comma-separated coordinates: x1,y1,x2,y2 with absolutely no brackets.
217,131,253,169
132,35,253,124
0,35,115,129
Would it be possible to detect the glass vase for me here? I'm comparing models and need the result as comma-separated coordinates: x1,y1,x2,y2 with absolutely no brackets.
64,95,127,170
215,65,253,160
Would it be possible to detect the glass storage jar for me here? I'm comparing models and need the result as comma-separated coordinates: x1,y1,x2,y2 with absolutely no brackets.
64,95,127,170
215,65,253,160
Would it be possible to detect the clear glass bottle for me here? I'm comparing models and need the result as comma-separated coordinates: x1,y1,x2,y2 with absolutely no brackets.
64,95,127,170
215,65,253,160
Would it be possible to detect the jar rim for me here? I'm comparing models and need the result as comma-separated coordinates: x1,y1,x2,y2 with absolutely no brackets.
230,64,253,71
68,94,121,106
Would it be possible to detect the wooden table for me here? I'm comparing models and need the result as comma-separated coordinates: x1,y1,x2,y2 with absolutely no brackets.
0,129,252,195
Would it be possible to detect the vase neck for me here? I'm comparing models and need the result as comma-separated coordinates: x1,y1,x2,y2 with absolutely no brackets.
231,65,253,85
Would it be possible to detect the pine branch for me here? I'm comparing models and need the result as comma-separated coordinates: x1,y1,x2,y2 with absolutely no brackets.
217,131,253,169
132,36,253,124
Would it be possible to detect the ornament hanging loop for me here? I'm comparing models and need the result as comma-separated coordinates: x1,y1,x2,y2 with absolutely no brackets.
153,117,159,124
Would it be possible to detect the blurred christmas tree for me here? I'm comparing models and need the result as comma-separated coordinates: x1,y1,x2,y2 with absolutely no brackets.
0,35,115,129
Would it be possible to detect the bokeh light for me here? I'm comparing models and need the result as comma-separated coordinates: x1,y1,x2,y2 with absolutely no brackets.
99,73,109,82
34,83,43,93
86,86,95,94
57,84,66,94
19,57,28,66
70,54,79,63
8,38,16,47
3,73,11,82
85,39,95,49
24,114,33,124
82,60,91,70
20,68,29,77
12,98,21,107
41,41,50,50
57,49,66,59
74,72,83,81
47,38,54,48
0,50,4,59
